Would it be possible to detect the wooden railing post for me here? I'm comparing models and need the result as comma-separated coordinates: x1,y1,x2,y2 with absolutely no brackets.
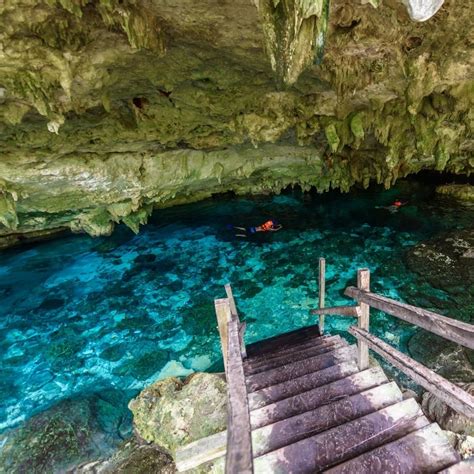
357,268,370,370
318,257,326,335
215,298,232,374
225,283,247,358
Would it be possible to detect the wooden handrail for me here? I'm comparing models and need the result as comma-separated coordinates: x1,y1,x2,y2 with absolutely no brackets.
345,287,474,350
311,305,361,317
226,316,253,473
349,327,474,420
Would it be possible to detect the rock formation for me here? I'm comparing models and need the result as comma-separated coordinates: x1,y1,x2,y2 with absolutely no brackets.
128,372,227,456
0,0,473,244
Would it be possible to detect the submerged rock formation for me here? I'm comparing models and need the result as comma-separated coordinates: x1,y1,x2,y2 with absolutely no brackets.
0,0,473,242
0,399,104,473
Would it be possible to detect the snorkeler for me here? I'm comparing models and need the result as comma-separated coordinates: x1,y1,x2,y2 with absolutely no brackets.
231,220,282,237
376,198,408,213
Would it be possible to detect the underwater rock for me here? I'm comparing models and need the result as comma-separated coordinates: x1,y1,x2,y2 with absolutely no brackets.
408,330,474,384
406,227,474,295
422,383,474,436
74,438,175,474
128,373,227,457
0,399,101,473
436,184,474,202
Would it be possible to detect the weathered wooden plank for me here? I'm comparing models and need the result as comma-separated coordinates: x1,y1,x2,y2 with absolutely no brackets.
176,381,402,471
349,327,474,421
215,298,232,374
248,360,359,410
245,323,321,358
311,305,361,317
253,398,429,473
357,268,370,370
225,283,246,358
246,334,338,364
252,382,402,457
319,257,326,334
246,345,357,392
326,423,460,473
226,317,253,474
175,430,227,472
244,338,346,375
250,366,389,429
345,286,474,350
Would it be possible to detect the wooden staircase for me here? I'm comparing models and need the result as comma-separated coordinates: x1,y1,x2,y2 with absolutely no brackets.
246,324,458,473
176,265,474,473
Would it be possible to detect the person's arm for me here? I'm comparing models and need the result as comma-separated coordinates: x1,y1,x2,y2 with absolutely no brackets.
270,224,283,231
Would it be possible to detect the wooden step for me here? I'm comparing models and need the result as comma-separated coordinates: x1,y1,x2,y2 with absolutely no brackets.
245,323,321,358
175,381,403,470
250,366,389,429
252,382,402,457
248,360,360,410
246,345,357,392
325,423,460,473
253,398,429,473
246,334,341,363
244,338,347,376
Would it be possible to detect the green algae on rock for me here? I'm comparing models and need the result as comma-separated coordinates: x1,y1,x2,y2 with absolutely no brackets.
75,438,175,474
128,373,227,457
0,399,100,473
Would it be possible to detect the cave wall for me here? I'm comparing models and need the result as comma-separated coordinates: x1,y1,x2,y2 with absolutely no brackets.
0,0,472,238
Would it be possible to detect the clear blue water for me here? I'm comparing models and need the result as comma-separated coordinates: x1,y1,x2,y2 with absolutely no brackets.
0,178,473,442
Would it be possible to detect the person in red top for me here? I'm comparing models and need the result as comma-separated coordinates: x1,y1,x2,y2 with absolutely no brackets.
386,198,408,213
232,219,282,237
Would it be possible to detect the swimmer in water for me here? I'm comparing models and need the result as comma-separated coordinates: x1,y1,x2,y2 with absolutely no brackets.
376,198,408,213
232,220,282,237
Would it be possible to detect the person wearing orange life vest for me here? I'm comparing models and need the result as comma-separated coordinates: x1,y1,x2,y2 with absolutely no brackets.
232,219,282,237
385,198,408,213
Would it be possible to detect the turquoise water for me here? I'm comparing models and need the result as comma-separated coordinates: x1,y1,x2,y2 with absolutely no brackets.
0,178,473,441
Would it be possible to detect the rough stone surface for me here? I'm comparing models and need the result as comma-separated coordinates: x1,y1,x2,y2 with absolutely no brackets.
408,330,474,384
406,227,474,296
0,0,472,243
437,184,474,202
128,373,227,457
0,399,102,473
444,431,474,460
422,383,474,436
74,438,176,474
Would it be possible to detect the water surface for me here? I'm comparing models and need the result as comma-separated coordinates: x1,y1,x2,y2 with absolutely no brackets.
1,178,473,440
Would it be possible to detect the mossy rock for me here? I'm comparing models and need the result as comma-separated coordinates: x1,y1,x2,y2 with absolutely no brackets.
0,399,99,473
128,373,227,457
76,438,175,473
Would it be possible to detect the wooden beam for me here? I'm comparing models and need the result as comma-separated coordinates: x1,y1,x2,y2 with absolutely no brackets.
349,326,474,420
311,305,361,317
318,257,326,334
175,430,227,472
214,298,232,374
226,317,253,473
345,286,474,350
225,283,247,358
357,268,370,370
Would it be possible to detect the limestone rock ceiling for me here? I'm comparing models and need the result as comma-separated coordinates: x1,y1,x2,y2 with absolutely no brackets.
0,0,472,240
